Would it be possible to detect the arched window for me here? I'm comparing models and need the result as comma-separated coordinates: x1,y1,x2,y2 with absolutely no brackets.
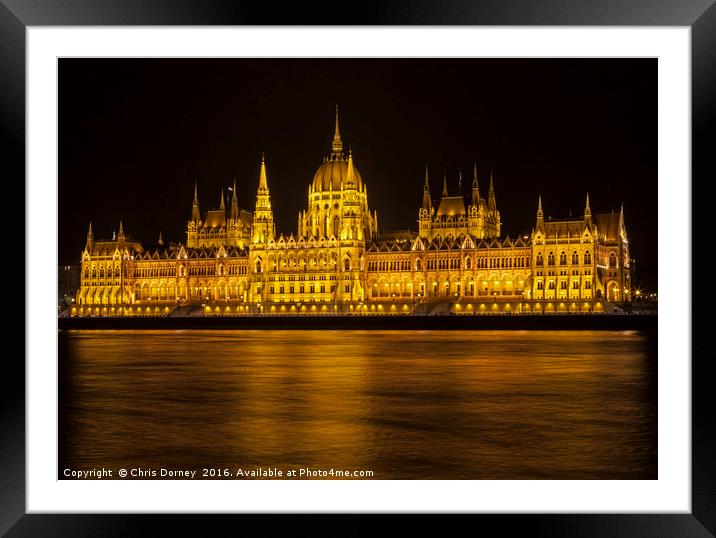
559,252,567,265
609,252,617,268
255,260,262,273
548,252,555,266
537,281,544,290
572,251,579,265
416,259,422,271
536,253,544,266
584,251,592,265
344,258,350,271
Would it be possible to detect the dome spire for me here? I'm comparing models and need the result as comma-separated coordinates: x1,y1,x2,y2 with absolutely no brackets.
331,104,343,155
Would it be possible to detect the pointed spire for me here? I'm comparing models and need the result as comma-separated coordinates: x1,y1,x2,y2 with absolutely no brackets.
458,168,463,194
584,192,592,227
442,171,448,197
231,178,239,219
488,170,496,212
471,161,480,205
191,180,200,221
331,104,343,155
258,152,268,192
158,231,164,246
86,221,94,249
346,147,355,187
118,220,124,235
536,194,544,230
422,165,432,209
220,188,225,210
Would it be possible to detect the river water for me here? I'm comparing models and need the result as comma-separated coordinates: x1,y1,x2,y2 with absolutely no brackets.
59,330,657,479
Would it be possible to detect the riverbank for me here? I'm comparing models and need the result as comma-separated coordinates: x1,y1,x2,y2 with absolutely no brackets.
58,313,657,331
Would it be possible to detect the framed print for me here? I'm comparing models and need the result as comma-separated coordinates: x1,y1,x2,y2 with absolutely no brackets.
4,0,714,535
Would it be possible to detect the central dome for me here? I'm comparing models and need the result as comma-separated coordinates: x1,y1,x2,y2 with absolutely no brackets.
312,155,364,192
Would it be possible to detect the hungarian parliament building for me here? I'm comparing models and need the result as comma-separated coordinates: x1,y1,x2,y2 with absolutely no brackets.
71,109,631,316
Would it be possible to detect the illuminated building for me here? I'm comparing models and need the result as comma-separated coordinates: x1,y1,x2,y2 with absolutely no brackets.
72,108,631,316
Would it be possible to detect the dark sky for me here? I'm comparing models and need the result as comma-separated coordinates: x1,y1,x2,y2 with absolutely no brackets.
59,58,657,289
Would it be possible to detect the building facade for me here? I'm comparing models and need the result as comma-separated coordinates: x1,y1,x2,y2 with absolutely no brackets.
72,109,632,316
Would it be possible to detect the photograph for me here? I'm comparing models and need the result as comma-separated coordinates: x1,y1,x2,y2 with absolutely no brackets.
57,58,658,481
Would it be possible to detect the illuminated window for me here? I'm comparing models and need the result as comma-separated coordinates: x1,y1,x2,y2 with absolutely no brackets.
255,260,262,273
548,280,555,290
536,253,543,266
572,280,579,289
559,252,567,265
609,252,617,268
560,280,567,289
548,253,555,266
537,281,544,290
584,251,591,265
572,251,579,265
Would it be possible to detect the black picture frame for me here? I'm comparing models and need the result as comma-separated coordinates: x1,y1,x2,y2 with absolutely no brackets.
4,1,711,535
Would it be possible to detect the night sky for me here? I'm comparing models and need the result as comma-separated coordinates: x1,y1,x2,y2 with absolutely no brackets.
59,58,657,290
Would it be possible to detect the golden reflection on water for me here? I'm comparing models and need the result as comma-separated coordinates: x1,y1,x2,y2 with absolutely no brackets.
59,330,656,479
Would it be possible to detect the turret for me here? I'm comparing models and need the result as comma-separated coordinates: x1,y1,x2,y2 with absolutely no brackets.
442,171,448,197
219,188,225,211
251,153,275,244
